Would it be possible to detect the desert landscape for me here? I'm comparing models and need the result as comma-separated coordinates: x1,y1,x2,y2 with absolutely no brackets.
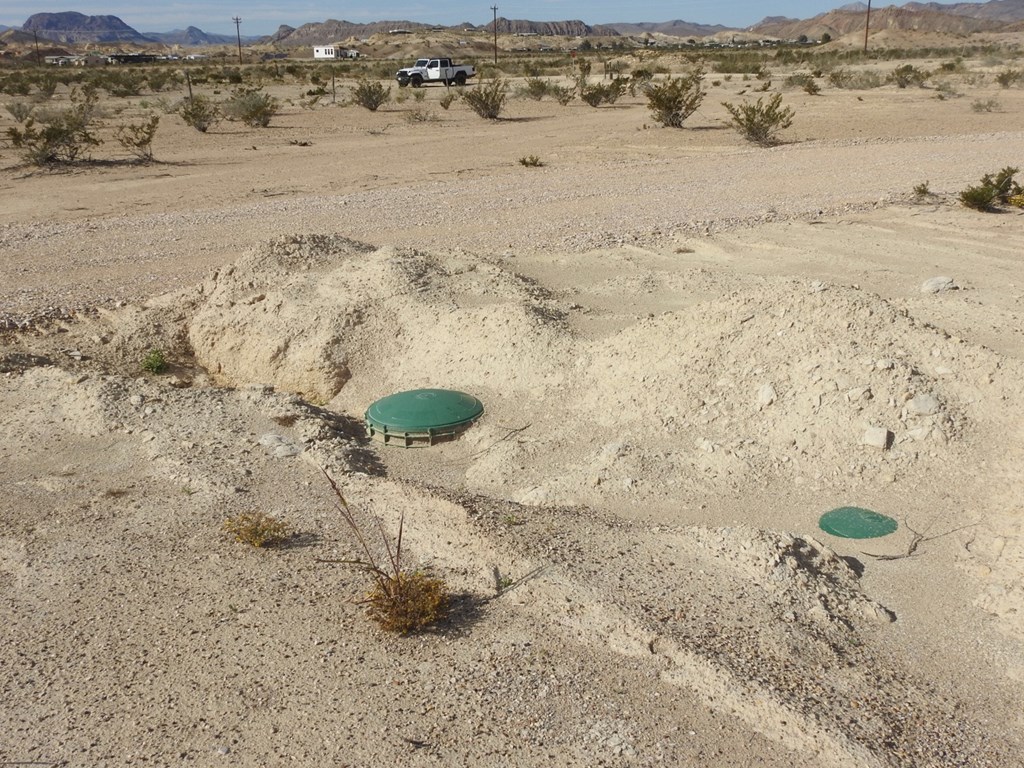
2,29,1024,768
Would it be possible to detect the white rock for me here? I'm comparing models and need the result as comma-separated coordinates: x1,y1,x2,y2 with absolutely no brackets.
861,426,891,450
908,393,941,416
757,383,777,408
921,276,956,294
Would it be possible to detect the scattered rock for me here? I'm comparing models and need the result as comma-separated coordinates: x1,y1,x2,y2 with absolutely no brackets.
920,276,956,294
861,426,892,450
908,393,941,416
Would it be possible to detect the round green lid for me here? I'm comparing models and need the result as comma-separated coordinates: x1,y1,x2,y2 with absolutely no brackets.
819,506,898,539
366,389,484,434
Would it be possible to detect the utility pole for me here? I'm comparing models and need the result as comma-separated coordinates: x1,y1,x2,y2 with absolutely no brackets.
33,30,41,66
233,16,243,64
491,5,498,65
863,0,872,53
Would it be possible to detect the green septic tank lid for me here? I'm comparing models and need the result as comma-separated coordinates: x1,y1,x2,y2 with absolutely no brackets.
819,506,898,539
365,388,484,448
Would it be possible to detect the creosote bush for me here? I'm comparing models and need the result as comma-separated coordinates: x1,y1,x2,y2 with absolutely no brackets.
222,87,278,127
115,114,159,162
645,67,706,128
461,78,508,119
179,94,221,132
889,64,929,89
223,512,290,548
352,78,391,111
722,93,795,146
519,154,544,167
7,87,100,165
580,79,626,107
319,470,449,634
959,167,1021,212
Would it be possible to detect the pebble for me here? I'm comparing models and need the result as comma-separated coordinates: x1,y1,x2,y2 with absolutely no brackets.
861,426,892,450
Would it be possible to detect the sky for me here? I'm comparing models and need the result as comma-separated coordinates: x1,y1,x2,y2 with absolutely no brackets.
0,1,957,37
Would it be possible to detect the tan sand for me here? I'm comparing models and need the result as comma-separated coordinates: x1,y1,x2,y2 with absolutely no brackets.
1,53,1023,766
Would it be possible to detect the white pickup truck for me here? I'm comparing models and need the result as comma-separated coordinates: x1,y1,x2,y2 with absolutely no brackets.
395,57,476,87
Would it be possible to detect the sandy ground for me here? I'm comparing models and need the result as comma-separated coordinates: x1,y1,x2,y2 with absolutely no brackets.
2,53,1024,767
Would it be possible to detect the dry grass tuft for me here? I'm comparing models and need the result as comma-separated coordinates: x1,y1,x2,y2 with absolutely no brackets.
319,469,450,634
223,511,290,548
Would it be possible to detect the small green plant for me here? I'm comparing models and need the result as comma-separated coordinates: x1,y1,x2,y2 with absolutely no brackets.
223,511,290,548
352,78,391,111
548,83,576,106
912,181,932,199
722,93,795,146
412,89,426,102
179,94,221,132
645,67,706,128
828,69,883,90
439,92,455,110
462,78,509,119
222,87,278,127
518,155,543,167
319,470,449,634
115,114,159,162
959,167,1022,212
141,348,167,373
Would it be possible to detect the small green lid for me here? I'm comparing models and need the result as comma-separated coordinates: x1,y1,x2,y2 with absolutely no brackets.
819,506,898,539
365,389,483,447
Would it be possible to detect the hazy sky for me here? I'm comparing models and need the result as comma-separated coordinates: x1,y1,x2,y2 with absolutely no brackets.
0,1,953,36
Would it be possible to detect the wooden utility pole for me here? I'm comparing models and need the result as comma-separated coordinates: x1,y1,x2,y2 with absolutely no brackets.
863,0,872,53
491,5,498,65
233,16,243,64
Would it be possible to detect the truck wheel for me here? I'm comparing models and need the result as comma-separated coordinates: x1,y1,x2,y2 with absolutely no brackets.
411,75,423,88
454,72,467,86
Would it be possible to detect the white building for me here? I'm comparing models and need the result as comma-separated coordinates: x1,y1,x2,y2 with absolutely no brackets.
313,46,360,59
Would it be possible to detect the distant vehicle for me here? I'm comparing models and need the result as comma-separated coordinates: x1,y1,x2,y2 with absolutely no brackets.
395,58,476,88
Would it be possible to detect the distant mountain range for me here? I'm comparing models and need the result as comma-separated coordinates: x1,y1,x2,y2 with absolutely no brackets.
6,2,1024,48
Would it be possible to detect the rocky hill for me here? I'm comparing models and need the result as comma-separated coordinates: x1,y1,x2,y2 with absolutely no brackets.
489,18,619,36
904,0,1024,22
271,19,433,46
606,19,731,38
22,11,154,44
144,26,261,46
751,5,1008,38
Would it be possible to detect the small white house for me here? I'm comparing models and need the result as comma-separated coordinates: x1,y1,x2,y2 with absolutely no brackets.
313,46,359,59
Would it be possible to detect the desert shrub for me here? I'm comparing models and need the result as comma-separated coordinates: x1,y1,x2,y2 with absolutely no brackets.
439,92,455,110
103,70,145,98
933,80,961,99
352,78,390,111
995,69,1022,88
714,54,767,75
785,73,820,95
912,181,932,199
222,87,278,127
179,95,221,132
548,83,576,106
223,512,290,548
145,69,182,93
141,347,167,373
519,77,550,100
959,167,1021,211
462,78,508,119
645,67,706,128
722,93,795,146
519,154,543,167
404,107,437,123
34,73,59,101
115,114,159,162
413,89,426,102
970,98,1000,112
7,87,101,165
628,68,654,96
320,470,449,634
579,79,625,107
828,69,884,89
1,73,33,96
5,102,33,122
889,64,929,88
